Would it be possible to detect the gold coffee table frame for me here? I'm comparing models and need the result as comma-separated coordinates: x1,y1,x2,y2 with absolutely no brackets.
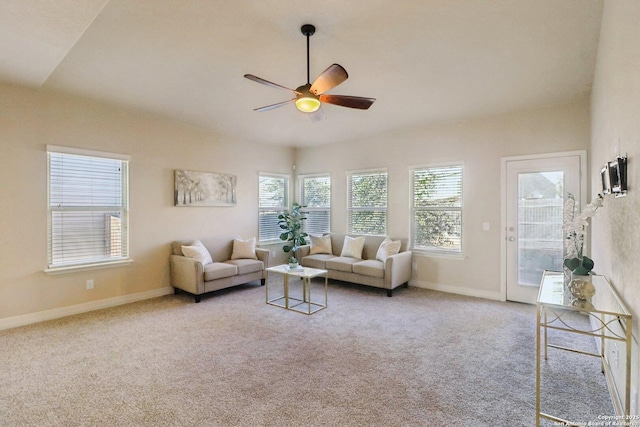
265,265,328,315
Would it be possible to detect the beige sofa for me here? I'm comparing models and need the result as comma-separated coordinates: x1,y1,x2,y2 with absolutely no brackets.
297,233,412,297
170,239,269,303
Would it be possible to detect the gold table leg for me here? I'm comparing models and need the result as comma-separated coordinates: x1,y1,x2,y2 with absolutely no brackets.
544,308,548,361
284,274,289,309
324,274,328,308
536,303,541,427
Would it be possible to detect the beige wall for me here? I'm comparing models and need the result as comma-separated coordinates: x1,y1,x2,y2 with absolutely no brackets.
0,86,592,324
591,0,640,329
296,101,591,299
590,0,640,409
0,84,293,324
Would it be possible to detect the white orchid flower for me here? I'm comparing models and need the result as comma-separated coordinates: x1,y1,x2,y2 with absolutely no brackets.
563,193,604,261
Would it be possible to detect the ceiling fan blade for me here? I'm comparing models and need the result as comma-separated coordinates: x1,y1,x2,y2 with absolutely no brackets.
319,94,376,110
309,106,326,122
253,99,296,112
244,74,301,94
310,64,348,95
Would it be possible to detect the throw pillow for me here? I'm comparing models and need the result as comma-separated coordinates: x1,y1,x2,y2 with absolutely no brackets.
182,240,213,265
231,237,258,260
376,237,401,262
309,235,332,255
340,236,366,259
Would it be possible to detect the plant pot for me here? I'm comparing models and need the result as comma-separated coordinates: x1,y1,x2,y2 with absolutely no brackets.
568,273,596,311
570,276,594,295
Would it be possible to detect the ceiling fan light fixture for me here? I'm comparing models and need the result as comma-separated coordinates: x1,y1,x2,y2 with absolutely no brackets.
295,96,321,113
295,83,321,113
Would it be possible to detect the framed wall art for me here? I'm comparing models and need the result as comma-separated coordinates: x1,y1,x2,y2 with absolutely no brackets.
174,169,236,207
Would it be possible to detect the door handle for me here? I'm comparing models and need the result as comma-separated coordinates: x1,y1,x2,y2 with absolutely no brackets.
508,237,515,241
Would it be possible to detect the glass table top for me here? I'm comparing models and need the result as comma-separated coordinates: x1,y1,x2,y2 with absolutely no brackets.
266,264,328,278
537,270,631,317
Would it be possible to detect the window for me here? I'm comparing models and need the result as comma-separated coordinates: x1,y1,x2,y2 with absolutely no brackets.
347,170,387,235
300,174,331,235
259,173,289,243
47,146,130,271
410,164,463,254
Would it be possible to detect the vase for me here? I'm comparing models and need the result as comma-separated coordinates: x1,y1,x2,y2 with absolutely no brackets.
289,262,299,269
563,269,591,291
570,272,592,283
568,274,596,310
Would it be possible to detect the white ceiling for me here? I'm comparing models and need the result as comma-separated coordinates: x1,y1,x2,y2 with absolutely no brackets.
0,0,603,147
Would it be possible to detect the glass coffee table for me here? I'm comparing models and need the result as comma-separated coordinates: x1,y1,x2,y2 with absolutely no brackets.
265,265,328,315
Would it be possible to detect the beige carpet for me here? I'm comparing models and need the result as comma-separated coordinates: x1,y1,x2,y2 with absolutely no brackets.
0,278,613,426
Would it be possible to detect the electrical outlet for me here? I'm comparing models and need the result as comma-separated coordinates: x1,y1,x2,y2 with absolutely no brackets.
412,262,417,271
632,386,637,414
86,279,94,290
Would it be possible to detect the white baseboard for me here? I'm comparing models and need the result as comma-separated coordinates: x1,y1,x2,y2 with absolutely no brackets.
410,279,504,301
0,286,174,331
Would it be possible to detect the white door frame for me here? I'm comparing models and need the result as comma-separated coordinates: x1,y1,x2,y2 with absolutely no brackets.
499,150,587,301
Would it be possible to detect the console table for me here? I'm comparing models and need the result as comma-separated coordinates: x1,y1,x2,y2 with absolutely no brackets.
536,270,632,426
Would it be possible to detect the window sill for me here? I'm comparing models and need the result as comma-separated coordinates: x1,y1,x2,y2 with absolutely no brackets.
410,250,466,260
44,259,133,275
258,241,284,247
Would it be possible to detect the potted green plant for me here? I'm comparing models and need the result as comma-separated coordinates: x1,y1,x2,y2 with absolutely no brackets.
278,203,308,268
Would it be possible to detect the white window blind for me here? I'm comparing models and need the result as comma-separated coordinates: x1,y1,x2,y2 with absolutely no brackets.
47,146,130,270
259,173,289,243
300,174,331,235
410,164,463,253
347,170,387,236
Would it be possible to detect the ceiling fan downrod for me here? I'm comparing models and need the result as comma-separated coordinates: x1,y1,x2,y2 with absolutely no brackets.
301,24,315,85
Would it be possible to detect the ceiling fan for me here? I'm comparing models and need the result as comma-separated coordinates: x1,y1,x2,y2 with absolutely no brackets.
244,24,375,121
